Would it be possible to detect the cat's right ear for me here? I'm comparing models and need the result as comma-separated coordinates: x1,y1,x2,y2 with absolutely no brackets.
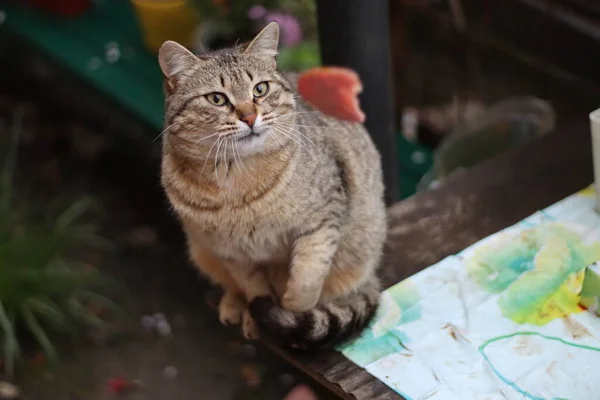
245,22,280,58
158,41,198,79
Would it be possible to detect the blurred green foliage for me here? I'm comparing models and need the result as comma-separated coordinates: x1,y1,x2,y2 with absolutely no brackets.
278,41,320,71
0,108,116,376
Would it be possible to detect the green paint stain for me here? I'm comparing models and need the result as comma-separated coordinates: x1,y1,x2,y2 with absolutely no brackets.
339,281,420,366
467,223,600,325
387,280,421,324
467,234,540,293
340,329,410,367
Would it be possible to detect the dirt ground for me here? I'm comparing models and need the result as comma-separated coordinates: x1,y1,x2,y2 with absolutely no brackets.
1,95,333,400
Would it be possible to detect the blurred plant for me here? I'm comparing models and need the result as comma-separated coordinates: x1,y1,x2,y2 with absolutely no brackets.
189,0,320,70
277,41,320,71
0,108,116,377
274,0,318,42
248,5,303,46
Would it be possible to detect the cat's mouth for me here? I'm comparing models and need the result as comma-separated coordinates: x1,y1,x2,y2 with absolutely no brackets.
236,131,261,142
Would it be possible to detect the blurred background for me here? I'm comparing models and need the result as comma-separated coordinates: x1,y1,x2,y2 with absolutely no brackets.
0,0,599,398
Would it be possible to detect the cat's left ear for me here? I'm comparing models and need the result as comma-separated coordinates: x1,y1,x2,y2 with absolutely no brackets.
158,40,198,79
245,22,280,58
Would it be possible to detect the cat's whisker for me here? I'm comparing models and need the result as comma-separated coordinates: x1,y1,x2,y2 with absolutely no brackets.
270,125,317,161
222,137,229,179
271,123,320,154
276,123,320,144
228,139,239,179
199,120,209,133
273,122,326,155
231,138,243,174
232,140,250,182
195,131,222,144
214,137,224,187
190,121,213,144
293,94,315,102
272,107,344,119
202,136,221,173
233,140,244,171
275,121,344,130
269,111,320,121
153,123,176,142
280,124,321,144
285,129,320,156
288,111,322,116
269,118,344,132
262,110,320,126
235,138,251,180
268,128,291,157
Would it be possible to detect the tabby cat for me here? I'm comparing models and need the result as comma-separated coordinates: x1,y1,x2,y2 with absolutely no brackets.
158,22,386,350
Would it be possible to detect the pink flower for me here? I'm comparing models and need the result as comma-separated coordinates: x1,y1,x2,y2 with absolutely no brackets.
264,12,302,46
248,5,267,20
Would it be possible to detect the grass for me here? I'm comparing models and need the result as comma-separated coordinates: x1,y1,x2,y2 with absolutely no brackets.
0,107,116,377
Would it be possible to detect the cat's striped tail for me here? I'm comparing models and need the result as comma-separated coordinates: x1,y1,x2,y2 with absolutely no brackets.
248,277,380,350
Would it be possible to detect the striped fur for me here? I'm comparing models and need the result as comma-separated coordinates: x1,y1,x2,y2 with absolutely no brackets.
250,276,380,350
158,23,387,350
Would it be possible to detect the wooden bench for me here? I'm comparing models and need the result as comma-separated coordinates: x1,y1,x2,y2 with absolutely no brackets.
267,119,594,399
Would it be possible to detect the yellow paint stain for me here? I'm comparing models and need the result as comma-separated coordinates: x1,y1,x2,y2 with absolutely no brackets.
578,185,596,197
502,270,585,326
469,223,600,326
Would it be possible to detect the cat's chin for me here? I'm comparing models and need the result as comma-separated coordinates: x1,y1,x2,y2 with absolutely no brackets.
234,131,271,157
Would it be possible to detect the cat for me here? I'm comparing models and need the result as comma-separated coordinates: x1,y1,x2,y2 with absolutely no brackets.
158,22,387,350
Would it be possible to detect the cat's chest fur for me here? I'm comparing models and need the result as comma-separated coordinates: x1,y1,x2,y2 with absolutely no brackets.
188,149,323,264
193,203,297,264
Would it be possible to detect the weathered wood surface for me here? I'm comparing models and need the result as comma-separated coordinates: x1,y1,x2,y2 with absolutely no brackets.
271,119,594,400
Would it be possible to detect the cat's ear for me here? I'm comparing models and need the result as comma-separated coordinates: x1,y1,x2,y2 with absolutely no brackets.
158,41,198,78
245,22,280,57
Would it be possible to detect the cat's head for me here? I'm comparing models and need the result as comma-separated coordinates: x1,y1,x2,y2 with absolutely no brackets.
158,22,295,158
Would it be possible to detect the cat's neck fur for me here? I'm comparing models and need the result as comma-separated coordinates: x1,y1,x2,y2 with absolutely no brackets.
163,134,296,204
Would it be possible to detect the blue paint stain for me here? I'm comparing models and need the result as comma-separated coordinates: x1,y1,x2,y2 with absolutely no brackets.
540,210,557,221
508,256,535,274
479,332,600,400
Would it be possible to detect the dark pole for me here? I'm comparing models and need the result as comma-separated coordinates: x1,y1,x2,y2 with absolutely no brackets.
316,0,399,204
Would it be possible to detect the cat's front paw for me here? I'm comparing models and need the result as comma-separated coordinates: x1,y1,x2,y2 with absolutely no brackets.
282,284,320,312
219,291,245,325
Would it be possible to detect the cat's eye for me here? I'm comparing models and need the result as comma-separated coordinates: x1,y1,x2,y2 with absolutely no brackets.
206,92,228,106
253,82,269,98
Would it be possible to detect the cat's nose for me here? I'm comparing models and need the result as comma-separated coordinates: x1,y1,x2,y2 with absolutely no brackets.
240,113,257,128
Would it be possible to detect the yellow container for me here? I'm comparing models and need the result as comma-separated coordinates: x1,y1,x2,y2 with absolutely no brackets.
130,0,198,53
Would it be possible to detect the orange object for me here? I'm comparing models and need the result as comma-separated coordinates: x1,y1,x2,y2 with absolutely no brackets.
297,67,365,123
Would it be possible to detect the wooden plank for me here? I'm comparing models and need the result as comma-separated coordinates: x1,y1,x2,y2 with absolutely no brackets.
274,119,593,400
